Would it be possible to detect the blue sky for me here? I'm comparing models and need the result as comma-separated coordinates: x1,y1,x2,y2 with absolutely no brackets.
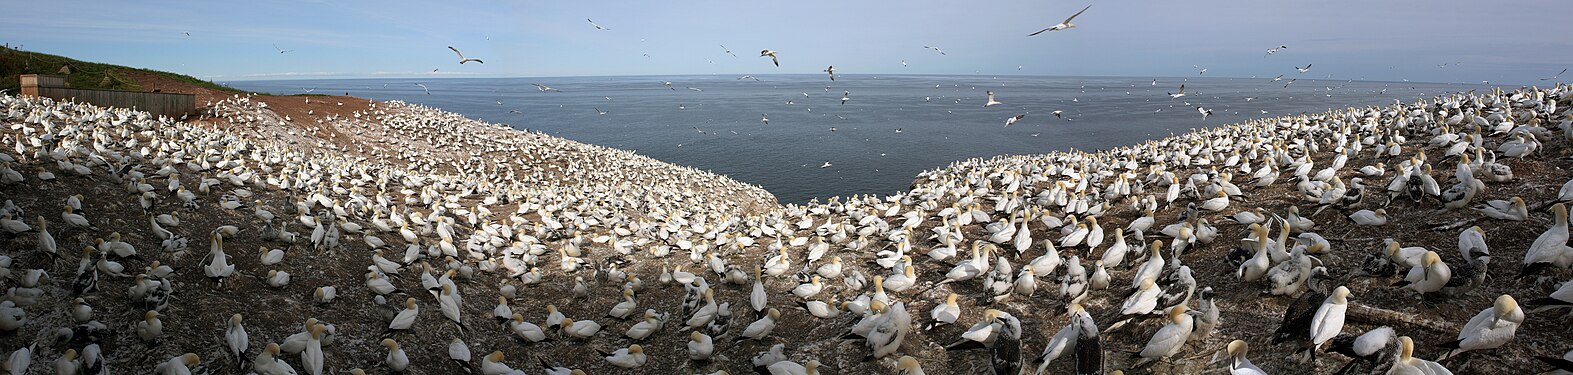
4,0,1570,84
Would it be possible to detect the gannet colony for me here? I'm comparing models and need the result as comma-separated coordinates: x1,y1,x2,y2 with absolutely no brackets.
1,83,1572,375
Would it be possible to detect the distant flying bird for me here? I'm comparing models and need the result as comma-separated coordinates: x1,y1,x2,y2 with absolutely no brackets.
841,91,850,105
895,128,904,133
761,114,769,125
901,59,908,67
273,44,293,54
532,84,561,92
1028,4,1092,36
1541,68,1567,81
447,46,483,64
1168,84,1186,99
587,19,610,30
821,161,832,168
183,32,190,37
720,45,737,57
1284,79,1297,88
824,66,836,81
738,75,759,81
985,91,1003,107
1265,45,1287,57
1053,110,1064,119
1271,74,1284,82
1197,106,1213,120
663,81,676,90
923,46,947,55
687,87,703,92
414,83,430,95
1005,114,1027,127
1152,79,1157,86
595,108,607,115
760,50,780,67
1296,64,1312,73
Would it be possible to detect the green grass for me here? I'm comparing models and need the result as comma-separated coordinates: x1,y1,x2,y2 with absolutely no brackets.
1,47,243,95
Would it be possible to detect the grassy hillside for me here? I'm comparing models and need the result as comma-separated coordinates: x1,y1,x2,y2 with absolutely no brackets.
0,47,242,94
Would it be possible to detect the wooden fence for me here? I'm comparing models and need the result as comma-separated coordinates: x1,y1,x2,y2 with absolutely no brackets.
19,74,194,117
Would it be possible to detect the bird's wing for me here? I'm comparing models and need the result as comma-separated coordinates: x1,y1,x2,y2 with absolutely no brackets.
1063,4,1093,24
448,46,465,60
1028,27,1055,37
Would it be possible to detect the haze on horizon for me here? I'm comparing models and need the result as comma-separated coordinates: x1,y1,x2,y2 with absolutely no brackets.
3,0,1570,85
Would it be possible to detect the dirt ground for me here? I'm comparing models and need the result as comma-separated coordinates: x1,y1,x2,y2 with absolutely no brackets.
0,80,1569,375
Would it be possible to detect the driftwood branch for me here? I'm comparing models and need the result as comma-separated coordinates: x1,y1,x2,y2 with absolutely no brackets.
1346,303,1458,333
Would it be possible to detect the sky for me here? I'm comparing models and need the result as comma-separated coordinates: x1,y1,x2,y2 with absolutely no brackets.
3,0,1571,84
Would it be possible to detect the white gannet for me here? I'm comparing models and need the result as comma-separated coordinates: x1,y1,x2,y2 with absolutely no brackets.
388,298,418,331
599,344,646,368
155,353,200,375
1523,203,1573,277
382,338,408,372
447,46,484,64
508,313,547,342
226,314,248,367
738,308,780,341
1216,340,1266,375
1389,336,1452,374
1028,4,1092,35
760,50,780,67
1438,294,1523,360
1135,306,1194,366
1310,286,1350,350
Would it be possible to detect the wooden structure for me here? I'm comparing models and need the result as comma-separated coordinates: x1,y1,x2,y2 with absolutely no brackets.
18,74,194,117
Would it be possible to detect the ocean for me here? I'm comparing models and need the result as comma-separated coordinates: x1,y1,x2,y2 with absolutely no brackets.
229,75,1474,204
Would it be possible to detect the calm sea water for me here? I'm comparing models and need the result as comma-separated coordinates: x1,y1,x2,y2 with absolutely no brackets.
230,75,1473,204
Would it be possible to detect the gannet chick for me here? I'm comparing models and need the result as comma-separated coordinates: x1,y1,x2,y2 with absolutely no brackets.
1324,326,1396,374
1438,294,1523,361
